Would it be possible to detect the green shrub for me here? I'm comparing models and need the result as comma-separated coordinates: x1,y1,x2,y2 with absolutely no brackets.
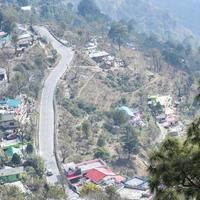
78,100,96,113
97,134,106,147
94,147,110,161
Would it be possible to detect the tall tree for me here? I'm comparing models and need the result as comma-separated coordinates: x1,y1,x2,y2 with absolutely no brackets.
82,120,91,139
11,153,21,165
59,145,69,163
97,134,106,147
108,22,128,50
94,147,110,161
112,110,128,126
26,143,34,154
31,156,45,178
12,34,18,54
121,125,139,160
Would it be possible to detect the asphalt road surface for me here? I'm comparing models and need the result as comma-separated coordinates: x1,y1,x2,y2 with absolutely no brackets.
35,26,74,184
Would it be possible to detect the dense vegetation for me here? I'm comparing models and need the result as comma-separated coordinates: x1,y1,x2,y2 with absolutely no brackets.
78,0,104,20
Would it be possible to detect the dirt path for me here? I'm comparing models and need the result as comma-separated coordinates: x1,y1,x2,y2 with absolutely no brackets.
77,72,97,98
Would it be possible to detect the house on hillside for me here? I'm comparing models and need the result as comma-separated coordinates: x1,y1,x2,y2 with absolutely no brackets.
124,176,149,190
162,122,170,129
114,58,126,68
156,114,166,123
168,129,178,137
0,31,11,48
84,42,97,52
117,106,134,117
0,112,17,130
0,98,21,109
147,95,158,106
166,116,178,126
1,136,21,149
64,159,107,177
0,167,23,183
17,33,34,48
64,159,124,193
0,113,15,122
100,55,115,69
5,147,22,159
89,51,109,63
157,95,173,108
117,106,146,127
83,37,98,52
64,159,108,192
0,119,20,131
117,177,152,200
85,167,124,185
74,159,107,174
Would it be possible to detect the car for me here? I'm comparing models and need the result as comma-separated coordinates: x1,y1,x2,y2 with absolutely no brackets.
0,179,4,185
6,133,18,140
46,169,53,176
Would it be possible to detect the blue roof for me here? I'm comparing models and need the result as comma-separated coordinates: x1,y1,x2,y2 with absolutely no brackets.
0,98,21,108
117,106,134,117
6,99,21,108
124,176,149,190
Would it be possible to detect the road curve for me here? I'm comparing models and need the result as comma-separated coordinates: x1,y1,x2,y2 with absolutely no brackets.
36,26,74,184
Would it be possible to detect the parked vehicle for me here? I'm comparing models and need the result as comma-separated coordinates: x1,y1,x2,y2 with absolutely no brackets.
6,133,18,140
46,169,53,176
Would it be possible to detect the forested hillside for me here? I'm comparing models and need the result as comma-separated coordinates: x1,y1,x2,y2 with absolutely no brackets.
151,0,200,35
66,0,197,44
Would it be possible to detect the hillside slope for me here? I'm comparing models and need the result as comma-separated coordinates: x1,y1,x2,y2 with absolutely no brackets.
151,0,200,35
67,0,196,43
97,0,194,42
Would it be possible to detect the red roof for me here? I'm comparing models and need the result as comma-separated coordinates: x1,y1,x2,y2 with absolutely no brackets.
84,168,124,183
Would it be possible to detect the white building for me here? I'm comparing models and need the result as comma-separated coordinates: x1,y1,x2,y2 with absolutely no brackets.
21,6,31,11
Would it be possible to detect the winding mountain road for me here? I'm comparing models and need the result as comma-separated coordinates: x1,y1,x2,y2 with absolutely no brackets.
35,27,74,184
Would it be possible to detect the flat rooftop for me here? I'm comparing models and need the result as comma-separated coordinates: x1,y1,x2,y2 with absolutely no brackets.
118,187,152,200
125,176,149,190
64,159,107,174
76,159,107,173
0,167,23,177
89,51,109,58
21,6,31,11
18,33,32,40
0,68,6,73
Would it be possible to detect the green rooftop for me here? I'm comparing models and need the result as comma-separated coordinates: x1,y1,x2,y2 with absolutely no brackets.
5,147,22,158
